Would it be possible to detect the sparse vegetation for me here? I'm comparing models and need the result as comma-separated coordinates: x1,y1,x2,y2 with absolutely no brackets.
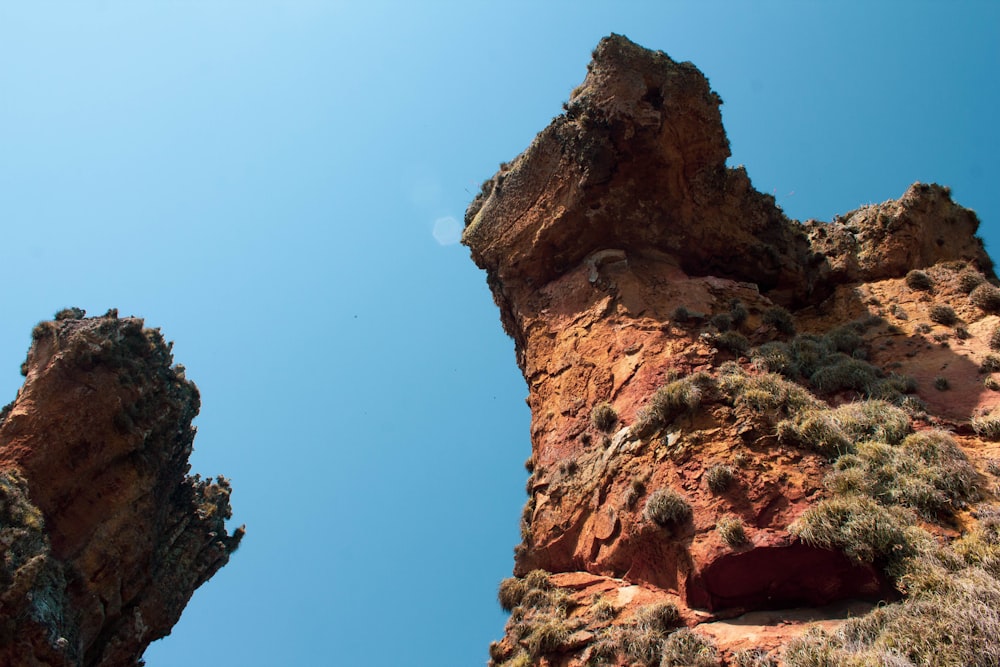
732,648,776,667
710,312,733,332
659,628,719,666
934,376,950,391
672,306,703,323
825,431,977,519
731,449,751,467
777,410,850,457
591,596,618,621
868,372,918,402
633,602,680,632
781,384,999,667
31,322,55,341
523,569,553,593
715,330,749,355
970,283,1000,312
705,464,736,493
644,488,692,530
728,299,748,327
506,267,997,667
719,366,819,415
905,269,934,291
717,515,747,547
591,402,618,432
498,577,530,611
958,270,986,294
762,305,795,335
54,307,85,320
587,602,686,667
625,477,647,510
559,458,578,476
750,341,798,377
497,652,532,667
788,335,829,377
972,411,1000,441
929,304,957,325
524,617,572,657
784,551,1000,666
790,494,917,566
808,355,881,395
778,400,910,457
982,355,1000,372
585,292,1000,667
835,400,911,444
0,470,51,589
742,327,910,407
990,326,1000,351
824,324,864,355
520,496,535,537
496,570,583,665
634,372,714,434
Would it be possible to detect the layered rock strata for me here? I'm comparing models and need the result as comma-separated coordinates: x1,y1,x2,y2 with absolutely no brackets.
0,310,242,666
467,34,1000,665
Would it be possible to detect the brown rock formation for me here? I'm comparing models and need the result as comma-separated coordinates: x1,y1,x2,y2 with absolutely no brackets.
467,35,1000,666
0,310,243,666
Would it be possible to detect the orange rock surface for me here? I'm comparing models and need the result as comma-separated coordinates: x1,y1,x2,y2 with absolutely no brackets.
467,35,1000,666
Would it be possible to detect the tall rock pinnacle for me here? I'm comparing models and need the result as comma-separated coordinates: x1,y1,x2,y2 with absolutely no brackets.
466,34,1000,666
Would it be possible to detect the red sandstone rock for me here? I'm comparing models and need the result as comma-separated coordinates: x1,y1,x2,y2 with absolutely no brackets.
468,34,1000,666
0,310,242,666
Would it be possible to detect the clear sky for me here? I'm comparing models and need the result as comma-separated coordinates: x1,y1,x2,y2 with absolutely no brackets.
0,3,997,666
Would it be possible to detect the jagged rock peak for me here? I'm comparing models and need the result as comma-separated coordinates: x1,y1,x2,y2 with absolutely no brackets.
0,310,242,666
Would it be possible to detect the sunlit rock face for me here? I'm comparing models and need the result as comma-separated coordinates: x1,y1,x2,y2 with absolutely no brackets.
466,34,1000,665
0,310,242,666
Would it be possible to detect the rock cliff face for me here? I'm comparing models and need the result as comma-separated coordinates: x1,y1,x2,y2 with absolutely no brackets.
467,35,1000,666
0,310,242,666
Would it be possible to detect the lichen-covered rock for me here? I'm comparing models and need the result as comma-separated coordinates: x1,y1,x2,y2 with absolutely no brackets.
0,469,76,664
468,34,1000,666
0,310,242,666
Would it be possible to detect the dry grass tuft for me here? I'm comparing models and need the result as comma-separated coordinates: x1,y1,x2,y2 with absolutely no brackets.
705,464,736,493
929,304,957,325
644,488,692,529
970,283,1000,312
634,372,714,434
789,494,916,566
716,515,748,547
905,269,934,291
591,402,618,432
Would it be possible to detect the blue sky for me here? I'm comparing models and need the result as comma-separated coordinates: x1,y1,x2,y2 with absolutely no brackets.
0,4,997,666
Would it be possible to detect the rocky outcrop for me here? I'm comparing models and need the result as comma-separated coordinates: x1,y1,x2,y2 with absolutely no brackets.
468,35,1000,666
0,310,242,666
